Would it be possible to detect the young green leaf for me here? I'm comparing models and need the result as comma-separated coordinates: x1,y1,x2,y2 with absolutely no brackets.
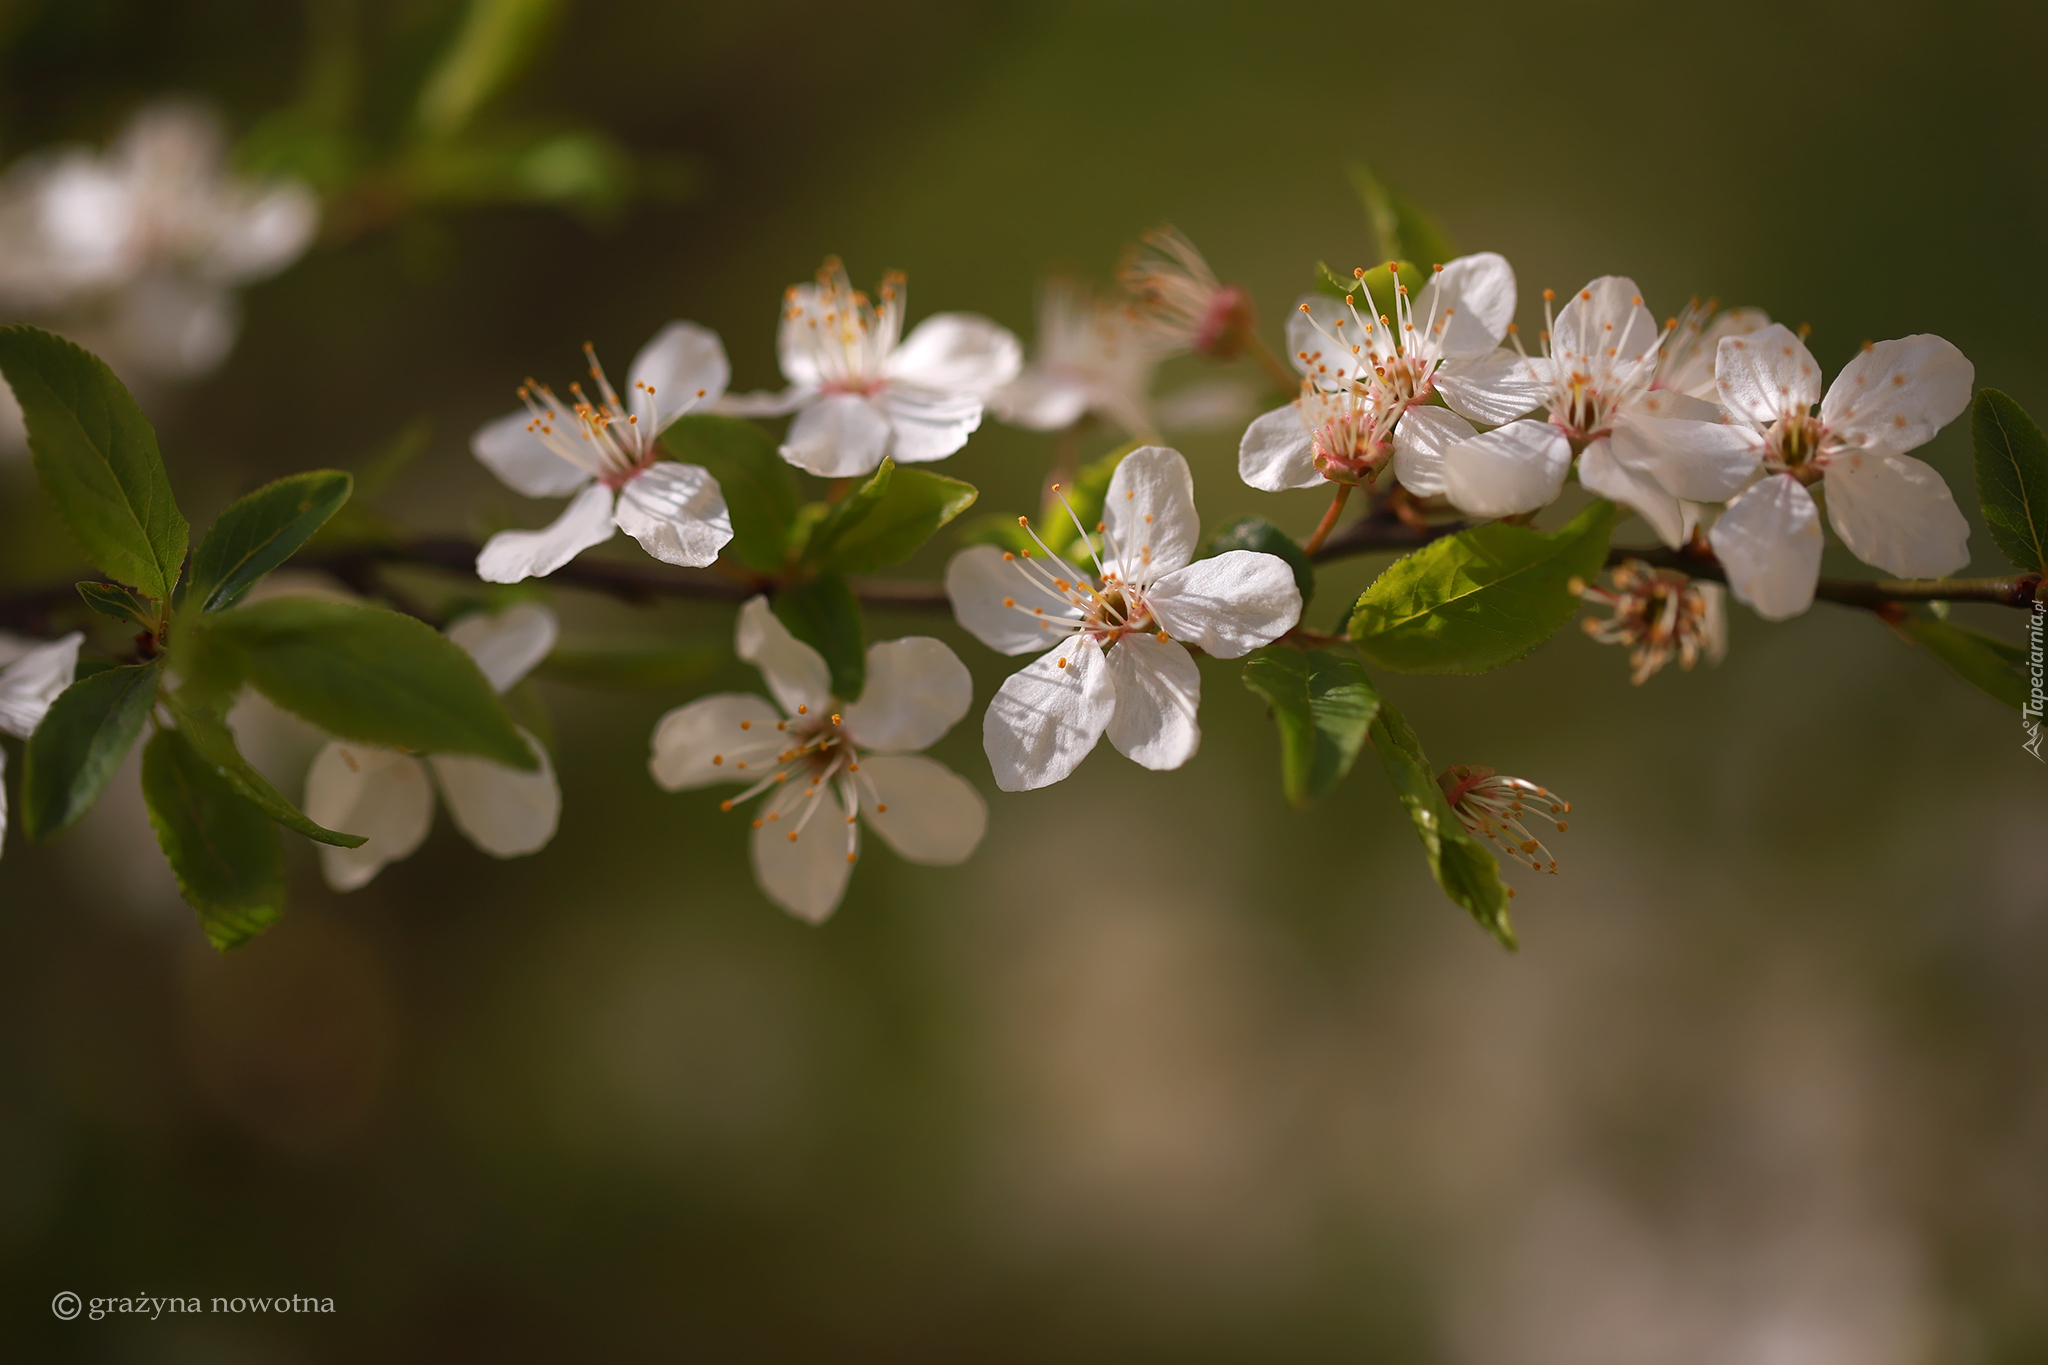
1972,389,2048,575
140,727,285,951
536,642,725,689
188,470,354,612
1314,259,1418,310
164,693,367,847
1202,517,1315,605
200,598,536,769
1350,163,1456,269
76,581,157,631
1241,648,1380,808
954,512,1039,556
414,0,560,137
20,659,164,840
774,573,866,700
801,459,896,564
1369,693,1514,949
1891,613,2028,711
0,326,188,601
1351,500,1616,673
662,413,800,573
808,460,979,573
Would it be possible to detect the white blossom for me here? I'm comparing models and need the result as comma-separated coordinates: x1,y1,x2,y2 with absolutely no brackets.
1700,325,1973,620
718,258,1020,478
650,598,986,924
303,604,561,890
989,277,1163,441
946,445,1302,791
1117,226,1255,360
0,631,85,855
472,323,734,583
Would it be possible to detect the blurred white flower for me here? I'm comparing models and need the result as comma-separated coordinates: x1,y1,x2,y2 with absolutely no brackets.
0,100,319,450
650,597,985,924
1117,226,1254,361
472,324,734,584
1652,296,1771,399
1439,763,1570,875
0,631,84,856
990,277,1162,442
1697,324,1974,620
304,604,561,891
946,446,1301,791
1574,560,1727,685
718,258,1020,478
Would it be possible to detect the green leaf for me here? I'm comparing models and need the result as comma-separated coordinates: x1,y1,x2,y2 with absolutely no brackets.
1040,440,1139,559
1351,500,1616,673
140,727,285,951
198,598,535,769
775,574,866,700
1369,694,1514,949
1314,259,1419,313
1350,164,1456,269
1891,613,2029,711
662,413,800,573
20,660,164,840
163,693,366,848
0,326,188,601
414,0,560,137
1241,648,1380,808
955,512,1039,555
1201,517,1315,605
536,643,725,689
188,470,354,613
76,581,157,631
806,459,979,573
1972,389,2048,575
801,459,895,563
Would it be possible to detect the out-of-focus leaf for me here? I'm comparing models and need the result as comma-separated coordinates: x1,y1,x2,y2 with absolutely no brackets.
663,414,800,574
20,660,163,840
1972,389,2048,575
188,471,353,613
955,513,1038,555
1241,648,1380,808
537,643,725,689
415,0,560,137
141,727,285,951
76,581,156,631
407,128,636,218
164,693,366,848
1041,440,1138,559
1370,693,1514,949
775,574,866,700
1314,259,1418,313
1891,613,2029,711
1201,516,1315,605
199,598,535,769
806,459,978,573
1350,163,1456,269
0,327,187,602
1351,501,1615,673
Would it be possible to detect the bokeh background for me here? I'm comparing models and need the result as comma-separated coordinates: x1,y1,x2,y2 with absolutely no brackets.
2,0,2045,1359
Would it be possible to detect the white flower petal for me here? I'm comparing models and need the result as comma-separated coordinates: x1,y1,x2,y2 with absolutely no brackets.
859,754,987,864
1415,252,1516,359
776,281,829,389
614,461,733,568
1610,412,1761,503
712,387,809,418
751,780,856,924
1822,450,1971,578
1709,474,1822,621
476,482,617,584
1287,294,1368,390
0,631,82,739
1820,334,1973,455
1578,436,1691,548
1392,406,1477,497
1698,581,1729,664
1103,444,1201,581
1238,403,1321,492
843,637,972,752
471,410,594,498
1716,323,1823,426
943,545,1084,656
780,392,892,477
428,728,559,858
988,368,1090,431
1103,631,1202,770
202,180,318,284
446,602,557,694
879,384,984,464
1441,419,1572,518
983,635,1114,792
1629,389,1722,423
1552,276,1660,366
1147,551,1302,659
736,595,832,716
112,273,236,378
304,742,434,892
1435,348,1545,425
649,692,785,790
1663,308,1770,398
627,321,730,433
883,312,1022,395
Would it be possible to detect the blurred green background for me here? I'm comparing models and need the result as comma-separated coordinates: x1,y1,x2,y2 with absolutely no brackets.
2,0,2046,1358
